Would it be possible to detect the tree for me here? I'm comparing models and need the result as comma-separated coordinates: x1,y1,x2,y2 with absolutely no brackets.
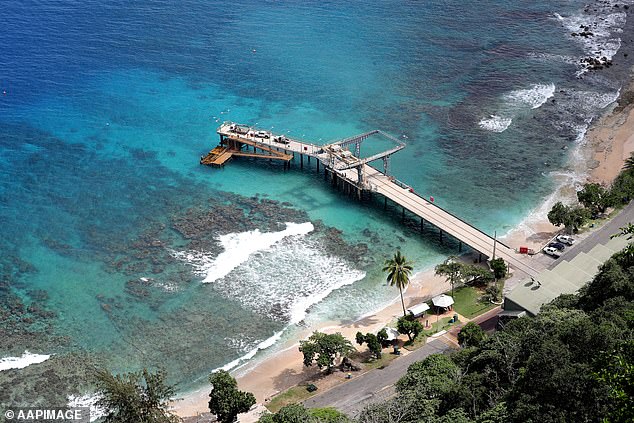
396,354,460,398
577,183,614,215
578,259,634,310
299,331,354,373
258,404,311,423
457,322,487,348
435,256,461,298
94,368,180,423
383,250,414,316
396,316,423,342
356,332,383,359
208,370,255,423
489,258,507,280
461,264,494,286
309,407,351,422
595,341,634,423
547,202,590,233
259,405,351,423
484,284,501,303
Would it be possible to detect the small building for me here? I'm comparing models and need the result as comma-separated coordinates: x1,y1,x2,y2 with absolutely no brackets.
407,302,430,318
503,234,629,316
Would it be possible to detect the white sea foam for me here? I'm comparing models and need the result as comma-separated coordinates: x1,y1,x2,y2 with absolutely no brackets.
0,351,51,371
172,222,315,283
553,6,628,75
480,83,554,132
215,330,285,372
505,83,556,109
174,222,366,372
478,115,512,132
67,394,106,422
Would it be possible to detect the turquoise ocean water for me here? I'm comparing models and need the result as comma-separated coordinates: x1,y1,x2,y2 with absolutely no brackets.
1,0,633,403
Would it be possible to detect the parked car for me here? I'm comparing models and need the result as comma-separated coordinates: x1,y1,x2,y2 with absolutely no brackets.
547,241,566,251
255,131,270,139
556,234,575,245
543,246,562,258
273,136,290,144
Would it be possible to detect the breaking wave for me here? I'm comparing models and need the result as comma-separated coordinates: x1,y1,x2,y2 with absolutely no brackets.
0,351,51,371
479,115,512,132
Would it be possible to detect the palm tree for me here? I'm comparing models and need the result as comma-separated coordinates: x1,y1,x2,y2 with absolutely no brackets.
623,152,634,172
435,256,462,298
383,250,413,316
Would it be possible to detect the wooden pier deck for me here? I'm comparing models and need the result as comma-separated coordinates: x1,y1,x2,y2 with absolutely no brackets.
202,122,539,278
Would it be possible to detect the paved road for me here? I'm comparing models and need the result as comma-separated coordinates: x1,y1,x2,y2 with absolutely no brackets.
303,338,451,416
549,201,634,268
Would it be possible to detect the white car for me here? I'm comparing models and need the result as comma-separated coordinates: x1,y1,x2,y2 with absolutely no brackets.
543,246,562,258
254,131,270,139
556,234,574,245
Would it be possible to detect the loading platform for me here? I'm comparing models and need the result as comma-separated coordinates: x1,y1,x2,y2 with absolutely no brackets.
201,121,539,277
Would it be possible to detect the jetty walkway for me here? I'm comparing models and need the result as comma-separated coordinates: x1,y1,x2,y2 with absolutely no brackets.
201,122,538,278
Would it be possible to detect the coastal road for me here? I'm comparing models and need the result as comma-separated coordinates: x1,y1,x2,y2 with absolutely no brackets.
549,201,634,268
303,338,452,417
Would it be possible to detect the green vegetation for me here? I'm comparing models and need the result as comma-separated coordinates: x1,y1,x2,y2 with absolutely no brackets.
577,182,615,214
548,162,634,234
457,322,486,348
396,316,423,342
422,316,454,336
94,368,179,423
356,240,634,423
452,286,496,319
265,386,320,413
383,250,414,316
299,332,355,373
434,256,461,297
355,331,384,359
489,258,507,280
208,370,256,423
547,201,591,233
260,404,350,422
436,259,494,299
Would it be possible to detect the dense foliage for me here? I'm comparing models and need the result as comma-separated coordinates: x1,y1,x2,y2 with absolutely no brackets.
94,368,180,423
549,158,634,232
299,332,355,372
208,370,255,423
547,201,591,233
435,258,494,297
355,330,388,359
489,258,507,280
357,243,634,423
396,316,423,342
259,404,350,423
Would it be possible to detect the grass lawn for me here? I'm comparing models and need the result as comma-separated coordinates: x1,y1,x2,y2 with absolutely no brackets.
422,316,455,336
266,385,318,413
350,348,399,370
452,286,497,319
402,334,427,351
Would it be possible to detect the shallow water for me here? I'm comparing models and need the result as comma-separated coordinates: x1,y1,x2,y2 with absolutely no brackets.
1,0,633,400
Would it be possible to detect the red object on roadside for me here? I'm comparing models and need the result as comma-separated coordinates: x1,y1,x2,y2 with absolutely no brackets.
519,246,529,254
430,196,434,202
409,187,414,193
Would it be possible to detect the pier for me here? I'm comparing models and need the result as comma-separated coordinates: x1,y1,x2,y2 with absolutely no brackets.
201,122,538,278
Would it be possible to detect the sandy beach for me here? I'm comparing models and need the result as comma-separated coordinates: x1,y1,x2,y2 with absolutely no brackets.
173,70,634,421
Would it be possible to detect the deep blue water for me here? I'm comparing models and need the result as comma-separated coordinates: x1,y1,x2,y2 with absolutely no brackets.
1,0,633,400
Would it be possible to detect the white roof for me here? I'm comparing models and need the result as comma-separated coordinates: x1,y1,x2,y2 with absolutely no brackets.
432,294,454,308
380,327,400,341
407,303,430,316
